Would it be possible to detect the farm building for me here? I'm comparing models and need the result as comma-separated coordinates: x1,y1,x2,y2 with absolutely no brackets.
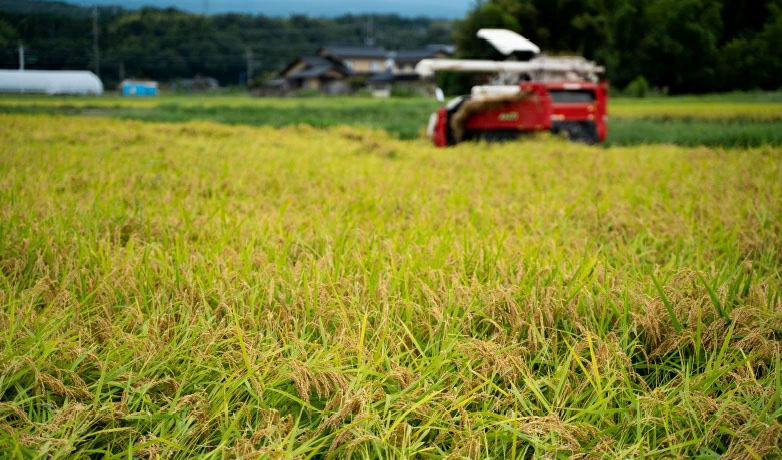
316,46,388,75
171,76,220,92
367,72,424,98
120,80,159,96
0,70,103,95
367,47,454,97
278,55,352,94
277,44,454,96
391,46,454,75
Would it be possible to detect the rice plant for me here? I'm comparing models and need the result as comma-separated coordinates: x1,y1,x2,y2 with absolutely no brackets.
0,114,780,458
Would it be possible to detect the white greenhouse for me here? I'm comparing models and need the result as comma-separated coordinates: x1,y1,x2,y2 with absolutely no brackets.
0,70,103,95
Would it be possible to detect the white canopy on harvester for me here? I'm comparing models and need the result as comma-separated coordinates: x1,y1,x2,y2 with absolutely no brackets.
415,28,604,83
415,56,604,81
476,29,541,55
0,70,103,95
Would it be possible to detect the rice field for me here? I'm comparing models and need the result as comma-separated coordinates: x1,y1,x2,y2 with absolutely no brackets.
0,91,780,120
1,93,781,146
0,110,781,458
609,92,782,122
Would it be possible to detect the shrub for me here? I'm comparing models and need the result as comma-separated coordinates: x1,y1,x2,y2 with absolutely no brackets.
391,85,418,98
624,76,650,98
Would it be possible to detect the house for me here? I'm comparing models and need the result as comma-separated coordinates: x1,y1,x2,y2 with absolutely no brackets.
366,71,421,98
172,76,220,92
391,45,454,75
276,44,454,96
368,46,454,97
317,46,388,75
278,55,353,94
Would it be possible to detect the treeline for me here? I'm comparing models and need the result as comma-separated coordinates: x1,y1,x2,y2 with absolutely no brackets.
0,1,453,88
2,0,780,93
456,0,782,93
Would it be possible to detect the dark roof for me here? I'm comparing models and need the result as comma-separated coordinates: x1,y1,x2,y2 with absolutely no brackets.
394,49,443,61
319,45,387,59
279,55,351,78
426,44,456,54
367,71,394,83
393,46,455,62
288,64,349,79
367,71,421,83
299,56,333,66
177,76,219,85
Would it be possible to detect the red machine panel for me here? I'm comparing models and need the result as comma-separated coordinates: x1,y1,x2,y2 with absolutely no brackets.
463,82,552,133
545,81,608,142
433,107,449,147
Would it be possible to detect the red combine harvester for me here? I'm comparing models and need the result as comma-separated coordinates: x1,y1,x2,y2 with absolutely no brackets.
418,29,608,146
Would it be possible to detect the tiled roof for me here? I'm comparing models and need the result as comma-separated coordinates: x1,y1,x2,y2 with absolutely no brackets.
299,56,333,66
394,49,443,61
280,55,351,78
288,64,344,79
367,70,422,82
320,46,388,58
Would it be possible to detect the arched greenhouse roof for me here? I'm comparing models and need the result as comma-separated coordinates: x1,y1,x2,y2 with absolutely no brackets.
0,70,103,95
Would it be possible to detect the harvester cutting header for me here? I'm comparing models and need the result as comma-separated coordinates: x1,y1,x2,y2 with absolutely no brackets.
418,29,608,146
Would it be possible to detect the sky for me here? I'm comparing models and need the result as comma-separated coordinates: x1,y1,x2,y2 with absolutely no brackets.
60,0,473,18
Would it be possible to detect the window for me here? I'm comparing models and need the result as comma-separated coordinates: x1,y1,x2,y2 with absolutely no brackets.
549,90,595,103
371,61,381,72
344,60,354,70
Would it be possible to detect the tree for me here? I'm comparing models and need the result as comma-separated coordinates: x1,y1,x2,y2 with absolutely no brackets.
454,2,519,59
0,18,14,49
0,4,455,88
454,0,782,93
718,2,782,90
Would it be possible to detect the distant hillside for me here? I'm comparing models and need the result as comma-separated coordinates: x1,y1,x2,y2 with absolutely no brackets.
0,0,101,17
0,1,453,87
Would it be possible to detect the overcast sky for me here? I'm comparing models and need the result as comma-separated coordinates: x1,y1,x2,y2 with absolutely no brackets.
60,0,473,18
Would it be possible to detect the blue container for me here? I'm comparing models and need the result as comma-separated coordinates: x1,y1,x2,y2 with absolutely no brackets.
121,81,158,96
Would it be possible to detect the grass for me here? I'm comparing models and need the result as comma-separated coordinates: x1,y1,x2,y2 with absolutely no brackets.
0,92,781,146
606,118,782,147
1,114,780,458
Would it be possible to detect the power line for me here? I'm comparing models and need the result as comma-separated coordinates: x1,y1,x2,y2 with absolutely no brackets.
18,42,24,70
245,46,253,82
365,16,375,46
92,6,100,75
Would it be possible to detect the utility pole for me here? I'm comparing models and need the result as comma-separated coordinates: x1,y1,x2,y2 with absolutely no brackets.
245,46,253,83
92,6,100,76
18,42,24,71
365,16,375,47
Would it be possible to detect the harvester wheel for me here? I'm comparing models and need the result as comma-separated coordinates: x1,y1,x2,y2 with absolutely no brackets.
551,121,600,144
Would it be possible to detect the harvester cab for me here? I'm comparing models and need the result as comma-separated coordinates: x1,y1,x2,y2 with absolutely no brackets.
418,29,608,146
